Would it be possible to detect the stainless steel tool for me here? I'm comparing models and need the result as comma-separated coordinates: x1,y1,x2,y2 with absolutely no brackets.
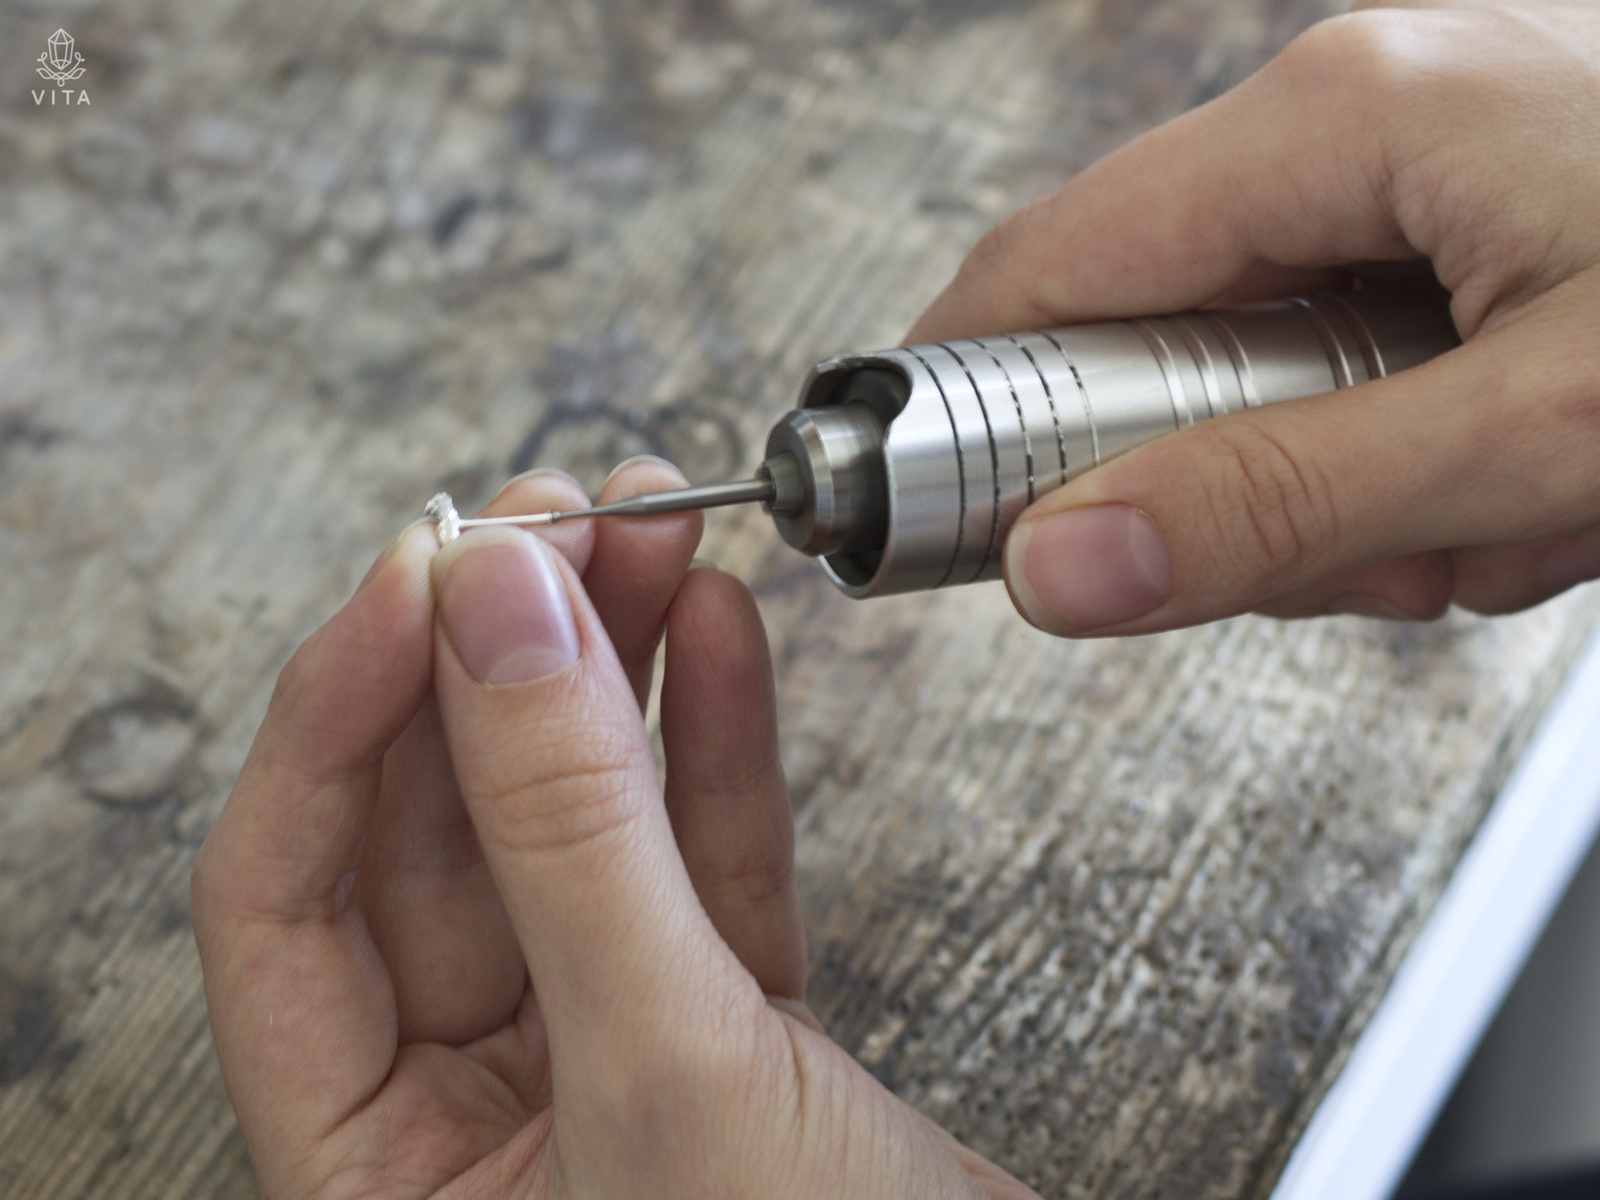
430,288,1458,598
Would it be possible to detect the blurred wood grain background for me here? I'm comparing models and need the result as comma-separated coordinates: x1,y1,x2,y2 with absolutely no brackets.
1,1,1595,1196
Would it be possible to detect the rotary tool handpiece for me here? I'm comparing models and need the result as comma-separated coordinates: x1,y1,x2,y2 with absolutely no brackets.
433,289,1458,599
757,287,1458,598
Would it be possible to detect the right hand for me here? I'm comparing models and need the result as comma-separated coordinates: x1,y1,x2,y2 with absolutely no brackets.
909,1,1600,637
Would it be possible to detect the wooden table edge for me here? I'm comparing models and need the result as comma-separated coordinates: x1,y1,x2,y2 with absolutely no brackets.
1272,621,1600,1200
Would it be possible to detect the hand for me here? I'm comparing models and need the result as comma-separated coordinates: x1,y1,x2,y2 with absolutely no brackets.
192,462,1038,1199
908,0,1600,636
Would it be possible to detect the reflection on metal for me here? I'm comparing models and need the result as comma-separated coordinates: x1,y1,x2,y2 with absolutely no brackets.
797,287,1457,597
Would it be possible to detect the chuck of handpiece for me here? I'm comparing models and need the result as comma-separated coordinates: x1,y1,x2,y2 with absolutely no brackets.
757,404,889,558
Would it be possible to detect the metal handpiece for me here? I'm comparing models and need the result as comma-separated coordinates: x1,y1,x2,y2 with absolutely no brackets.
780,288,1458,597
432,289,1458,599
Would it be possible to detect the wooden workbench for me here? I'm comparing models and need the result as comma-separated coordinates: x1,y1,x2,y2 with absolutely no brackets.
1,1,1595,1196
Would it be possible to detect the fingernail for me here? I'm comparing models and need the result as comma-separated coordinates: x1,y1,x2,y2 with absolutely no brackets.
1009,505,1172,631
505,466,584,490
1541,537,1600,595
605,454,684,487
358,519,431,592
1326,594,1417,621
496,466,589,507
437,529,580,685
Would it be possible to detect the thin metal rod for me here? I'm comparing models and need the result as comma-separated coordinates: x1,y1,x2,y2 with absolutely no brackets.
455,475,776,531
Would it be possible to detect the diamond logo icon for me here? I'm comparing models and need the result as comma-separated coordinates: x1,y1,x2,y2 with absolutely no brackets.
37,29,87,87
47,30,74,72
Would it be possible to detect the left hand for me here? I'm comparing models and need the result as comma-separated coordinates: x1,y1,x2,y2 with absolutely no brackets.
192,462,1038,1199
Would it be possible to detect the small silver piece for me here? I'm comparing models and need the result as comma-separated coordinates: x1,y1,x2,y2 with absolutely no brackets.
425,492,461,543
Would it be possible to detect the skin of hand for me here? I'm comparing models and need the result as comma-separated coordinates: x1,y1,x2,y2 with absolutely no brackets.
191,460,1039,1200
907,0,1600,636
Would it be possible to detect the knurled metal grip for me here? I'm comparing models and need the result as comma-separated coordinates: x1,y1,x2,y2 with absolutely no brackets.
785,289,1460,599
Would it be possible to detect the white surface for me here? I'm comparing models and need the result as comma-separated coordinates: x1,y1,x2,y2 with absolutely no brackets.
1269,624,1600,1200
1409,826,1600,1182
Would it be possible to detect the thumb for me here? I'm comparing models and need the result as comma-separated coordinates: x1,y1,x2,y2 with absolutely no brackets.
1003,309,1596,635
429,528,746,1064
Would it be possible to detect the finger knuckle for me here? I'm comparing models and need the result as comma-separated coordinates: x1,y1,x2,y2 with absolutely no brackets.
268,639,316,712
954,205,1055,325
964,216,1018,280
266,636,358,751
475,723,650,855
1200,422,1341,585
710,853,796,913
1282,11,1411,84
1470,335,1600,531
955,223,1013,303
1277,10,1471,114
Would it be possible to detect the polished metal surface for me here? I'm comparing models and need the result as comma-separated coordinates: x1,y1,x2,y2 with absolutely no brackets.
566,476,777,520
797,288,1460,598
762,403,888,557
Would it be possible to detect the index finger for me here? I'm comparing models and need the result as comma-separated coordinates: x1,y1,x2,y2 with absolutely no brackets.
584,456,705,706
191,524,436,1171
904,6,1511,344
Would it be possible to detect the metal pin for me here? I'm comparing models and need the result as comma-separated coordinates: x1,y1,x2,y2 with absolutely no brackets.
425,475,778,545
